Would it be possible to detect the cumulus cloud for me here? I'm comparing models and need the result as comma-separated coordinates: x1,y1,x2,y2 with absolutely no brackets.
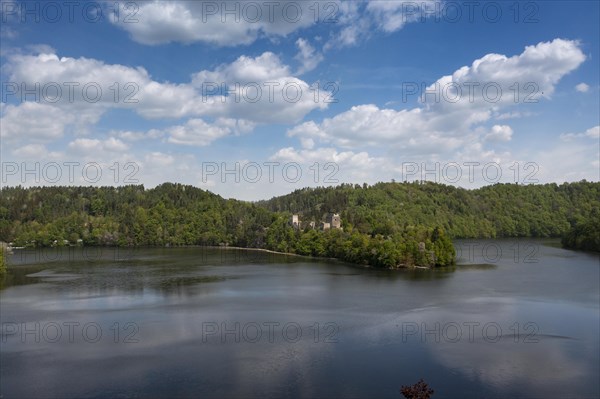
268,146,389,190
194,52,291,83
294,38,324,74
68,137,129,154
110,0,321,46
144,152,175,167
288,39,586,156
288,104,465,152
0,25,17,39
560,126,600,141
5,49,330,123
2,48,331,147
300,137,315,149
495,111,535,120
4,51,201,119
166,117,255,147
575,82,590,92
0,102,100,141
11,143,45,157
425,38,586,107
108,1,441,52
111,129,164,142
485,125,513,142
365,0,439,32
192,52,330,123
271,146,381,166
534,129,600,183
324,1,441,50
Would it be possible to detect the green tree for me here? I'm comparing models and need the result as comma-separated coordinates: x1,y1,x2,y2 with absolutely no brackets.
0,246,7,275
562,217,600,252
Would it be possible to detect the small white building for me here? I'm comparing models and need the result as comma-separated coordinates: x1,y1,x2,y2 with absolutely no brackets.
290,214,300,228
328,213,341,229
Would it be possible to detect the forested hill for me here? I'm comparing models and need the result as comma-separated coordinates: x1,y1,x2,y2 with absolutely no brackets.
0,181,598,267
0,183,456,268
258,181,600,239
0,184,272,248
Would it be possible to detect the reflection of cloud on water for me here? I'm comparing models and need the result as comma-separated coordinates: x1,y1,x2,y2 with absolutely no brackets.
26,270,82,282
410,297,599,397
0,308,341,397
430,337,588,394
220,339,338,398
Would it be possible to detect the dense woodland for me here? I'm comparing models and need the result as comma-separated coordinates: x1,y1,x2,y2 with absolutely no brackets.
0,181,598,268
561,219,600,252
259,181,599,239
0,248,5,274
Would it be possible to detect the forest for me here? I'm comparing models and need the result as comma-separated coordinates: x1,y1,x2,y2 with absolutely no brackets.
0,181,598,269
0,247,5,274
561,219,600,252
259,180,599,252
259,181,599,239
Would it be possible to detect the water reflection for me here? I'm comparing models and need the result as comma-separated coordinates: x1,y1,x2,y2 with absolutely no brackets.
1,240,598,398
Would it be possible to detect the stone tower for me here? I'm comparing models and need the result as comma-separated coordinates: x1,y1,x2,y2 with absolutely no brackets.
327,213,341,229
290,214,300,228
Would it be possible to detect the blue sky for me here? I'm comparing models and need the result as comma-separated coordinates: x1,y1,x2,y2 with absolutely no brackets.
1,0,598,200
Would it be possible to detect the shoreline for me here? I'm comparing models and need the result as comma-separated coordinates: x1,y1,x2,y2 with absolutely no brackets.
203,246,370,267
8,244,392,270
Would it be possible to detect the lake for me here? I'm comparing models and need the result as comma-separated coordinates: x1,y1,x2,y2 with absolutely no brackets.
1,239,598,398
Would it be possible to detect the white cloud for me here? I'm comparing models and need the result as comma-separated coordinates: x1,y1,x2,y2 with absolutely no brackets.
4,51,200,119
194,52,291,83
560,125,600,141
166,119,231,147
534,135,600,182
294,38,324,74
586,126,600,139
271,146,378,165
68,137,129,154
144,152,175,167
112,129,164,142
192,52,330,124
4,49,330,132
495,111,535,120
288,104,465,151
365,0,439,32
323,2,370,51
108,1,441,51
0,25,17,39
0,102,97,141
212,117,256,135
110,1,320,46
575,82,590,92
300,137,315,149
422,38,586,109
289,39,586,157
324,1,441,50
165,118,253,147
103,137,129,152
11,143,45,158
266,146,388,192
485,125,513,142
1,49,332,155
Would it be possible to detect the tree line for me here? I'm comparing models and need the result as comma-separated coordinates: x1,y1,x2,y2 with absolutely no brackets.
0,181,597,269
259,181,599,241
561,219,600,252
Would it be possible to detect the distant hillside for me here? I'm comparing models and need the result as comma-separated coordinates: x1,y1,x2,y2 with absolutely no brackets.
562,219,600,252
257,181,600,239
1,181,597,268
0,183,272,248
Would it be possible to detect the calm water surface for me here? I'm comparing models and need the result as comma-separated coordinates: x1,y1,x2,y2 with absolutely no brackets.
1,239,598,398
